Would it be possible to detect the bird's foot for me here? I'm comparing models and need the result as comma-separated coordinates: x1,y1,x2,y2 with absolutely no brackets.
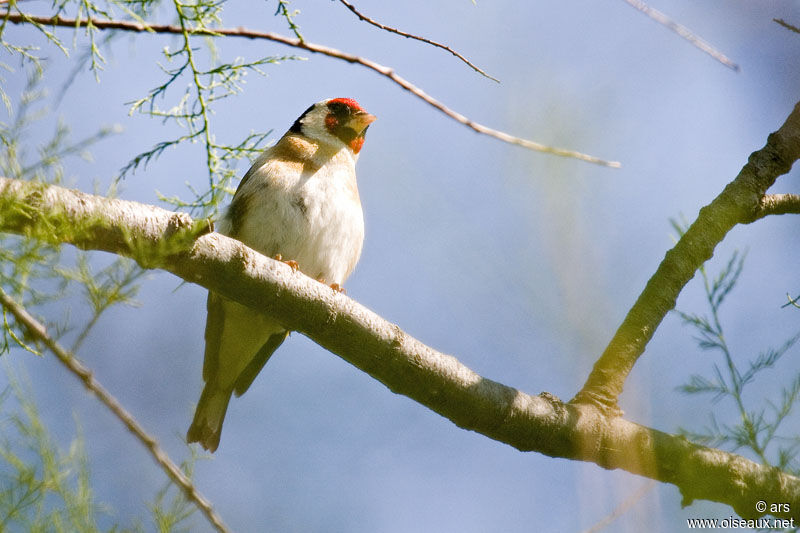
316,277,346,294
329,283,346,294
273,254,299,272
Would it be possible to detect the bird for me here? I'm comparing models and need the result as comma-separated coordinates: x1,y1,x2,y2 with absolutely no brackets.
187,98,376,452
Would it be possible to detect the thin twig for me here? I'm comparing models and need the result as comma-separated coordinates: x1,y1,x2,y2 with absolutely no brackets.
337,0,499,83
580,480,656,533
275,0,303,42
4,12,620,167
620,0,739,71
784,294,800,309
0,288,230,533
775,18,800,35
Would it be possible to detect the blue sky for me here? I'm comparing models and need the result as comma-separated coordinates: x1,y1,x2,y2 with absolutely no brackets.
4,0,800,531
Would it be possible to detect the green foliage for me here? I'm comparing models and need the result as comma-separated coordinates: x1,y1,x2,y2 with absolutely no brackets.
117,0,304,217
0,374,102,532
0,0,304,523
0,69,189,529
2,0,305,218
275,0,303,41
122,48,300,215
0,69,138,351
1,72,77,328
674,223,800,471
0,368,200,531
56,254,148,352
149,451,201,533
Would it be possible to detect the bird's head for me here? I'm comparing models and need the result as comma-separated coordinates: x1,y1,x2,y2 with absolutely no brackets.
289,98,377,154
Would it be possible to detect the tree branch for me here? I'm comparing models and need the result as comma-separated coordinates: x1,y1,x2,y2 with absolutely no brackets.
3,11,620,167
581,480,656,533
336,0,499,82
745,193,800,222
1,176,799,519
0,286,230,533
620,0,739,71
573,101,800,409
774,18,800,35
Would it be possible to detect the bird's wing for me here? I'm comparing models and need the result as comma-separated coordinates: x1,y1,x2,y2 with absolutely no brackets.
233,330,289,396
203,292,225,381
203,294,287,392
234,149,272,194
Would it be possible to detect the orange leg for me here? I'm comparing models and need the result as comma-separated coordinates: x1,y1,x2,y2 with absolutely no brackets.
316,277,346,294
329,283,346,294
273,254,299,272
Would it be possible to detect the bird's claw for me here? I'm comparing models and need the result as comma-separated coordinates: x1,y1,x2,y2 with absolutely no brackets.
273,254,299,272
316,277,346,294
329,283,346,294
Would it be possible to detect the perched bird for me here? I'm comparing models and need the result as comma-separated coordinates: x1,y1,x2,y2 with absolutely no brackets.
187,98,376,452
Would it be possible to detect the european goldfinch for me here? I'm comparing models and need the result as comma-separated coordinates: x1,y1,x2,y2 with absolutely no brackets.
187,98,376,452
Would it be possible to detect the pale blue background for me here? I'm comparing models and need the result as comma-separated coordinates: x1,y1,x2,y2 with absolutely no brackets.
4,1,800,531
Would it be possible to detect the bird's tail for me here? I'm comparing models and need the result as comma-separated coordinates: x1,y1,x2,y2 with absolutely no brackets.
187,384,232,453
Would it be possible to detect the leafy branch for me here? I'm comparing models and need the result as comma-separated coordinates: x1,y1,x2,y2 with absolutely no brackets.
676,244,800,470
0,362,208,531
57,254,148,352
2,11,622,168
0,70,120,325
114,0,304,215
275,0,302,42
0,375,100,531
0,287,231,533
122,47,298,214
573,100,800,410
0,65,225,529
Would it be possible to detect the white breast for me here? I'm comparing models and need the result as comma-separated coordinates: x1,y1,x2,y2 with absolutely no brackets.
223,145,365,286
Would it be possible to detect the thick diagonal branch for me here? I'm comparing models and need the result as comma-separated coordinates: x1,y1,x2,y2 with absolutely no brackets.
1,176,799,519
573,101,800,410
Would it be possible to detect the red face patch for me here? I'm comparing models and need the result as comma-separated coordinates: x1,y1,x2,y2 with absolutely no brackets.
327,97,363,112
350,136,365,154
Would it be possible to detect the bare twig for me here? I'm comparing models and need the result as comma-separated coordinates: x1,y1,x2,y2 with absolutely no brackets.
746,193,800,222
3,12,620,167
775,18,800,35
0,288,230,533
574,101,800,410
1,176,799,518
336,0,499,83
621,0,739,71
580,481,656,533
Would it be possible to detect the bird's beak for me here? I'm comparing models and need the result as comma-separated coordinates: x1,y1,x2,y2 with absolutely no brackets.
348,112,377,132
